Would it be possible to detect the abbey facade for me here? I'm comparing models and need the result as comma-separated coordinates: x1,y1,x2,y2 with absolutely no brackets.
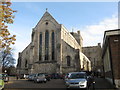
17,11,91,74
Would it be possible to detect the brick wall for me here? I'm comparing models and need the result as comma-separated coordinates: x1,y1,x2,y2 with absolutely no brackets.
109,35,120,79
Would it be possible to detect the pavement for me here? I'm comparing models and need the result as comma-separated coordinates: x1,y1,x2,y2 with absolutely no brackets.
89,77,117,90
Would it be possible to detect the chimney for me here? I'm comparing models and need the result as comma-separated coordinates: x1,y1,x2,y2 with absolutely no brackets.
98,43,101,47
77,30,80,35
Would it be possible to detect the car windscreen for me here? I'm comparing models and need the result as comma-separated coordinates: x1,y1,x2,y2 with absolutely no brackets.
69,73,86,79
2,74,7,77
37,73,44,76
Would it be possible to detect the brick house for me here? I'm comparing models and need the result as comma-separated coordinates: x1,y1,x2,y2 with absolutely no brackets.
102,29,120,88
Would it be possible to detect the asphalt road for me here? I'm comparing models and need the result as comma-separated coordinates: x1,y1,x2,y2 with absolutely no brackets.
4,77,118,90
4,77,66,90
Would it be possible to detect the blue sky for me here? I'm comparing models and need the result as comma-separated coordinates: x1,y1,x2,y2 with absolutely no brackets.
8,2,118,64
11,2,117,28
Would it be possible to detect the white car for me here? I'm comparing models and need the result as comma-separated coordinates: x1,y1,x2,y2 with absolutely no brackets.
34,73,47,83
65,72,89,88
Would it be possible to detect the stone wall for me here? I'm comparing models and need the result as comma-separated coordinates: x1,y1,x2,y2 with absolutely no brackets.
19,44,32,74
61,40,78,73
33,63,57,74
82,43,102,71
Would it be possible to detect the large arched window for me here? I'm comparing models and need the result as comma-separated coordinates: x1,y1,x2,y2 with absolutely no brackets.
45,30,49,60
51,31,55,60
66,56,71,66
39,32,42,60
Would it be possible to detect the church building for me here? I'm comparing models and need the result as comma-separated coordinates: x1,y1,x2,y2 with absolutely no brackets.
17,11,91,74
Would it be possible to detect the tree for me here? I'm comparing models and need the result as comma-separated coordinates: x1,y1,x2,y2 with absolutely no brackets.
1,51,15,67
0,49,16,73
0,0,17,73
0,1,16,50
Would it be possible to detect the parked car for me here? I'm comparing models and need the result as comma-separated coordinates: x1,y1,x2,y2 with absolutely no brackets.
50,73,60,79
34,73,47,83
65,72,92,88
2,73,9,82
24,74,29,79
44,73,51,81
19,74,24,79
28,74,36,81
64,73,70,81
0,74,4,90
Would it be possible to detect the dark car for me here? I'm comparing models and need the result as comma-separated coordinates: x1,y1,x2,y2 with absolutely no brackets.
51,73,60,79
44,74,51,81
60,73,65,79
19,74,24,79
2,73,9,82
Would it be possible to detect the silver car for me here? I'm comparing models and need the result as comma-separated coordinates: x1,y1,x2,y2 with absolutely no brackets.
28,74,36,81
34,73,47,83
65,72,88,88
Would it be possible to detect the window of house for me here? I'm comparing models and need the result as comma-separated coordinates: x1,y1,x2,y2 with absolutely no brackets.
51,31,55,60
25,60,27,67
39,32,42,60
32,32,35,42
45,22,48,25
45,30,49,60
67,56,71,66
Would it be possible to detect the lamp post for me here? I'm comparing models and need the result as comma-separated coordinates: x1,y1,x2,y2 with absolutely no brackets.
4,70,7,73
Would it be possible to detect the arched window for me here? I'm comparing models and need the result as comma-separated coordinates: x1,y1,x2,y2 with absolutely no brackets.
39,32,42,60
66,56,71,66
51,31,55,60
25,60,27,67
45,30,49,60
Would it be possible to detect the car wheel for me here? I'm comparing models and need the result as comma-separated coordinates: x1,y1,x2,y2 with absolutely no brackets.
86,83,90,90
34,80,36,83
44,81,46,83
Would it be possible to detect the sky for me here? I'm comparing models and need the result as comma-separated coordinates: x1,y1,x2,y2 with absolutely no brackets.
8,2,118,65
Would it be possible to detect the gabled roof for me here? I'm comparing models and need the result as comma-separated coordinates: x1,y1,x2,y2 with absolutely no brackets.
34,11,59,28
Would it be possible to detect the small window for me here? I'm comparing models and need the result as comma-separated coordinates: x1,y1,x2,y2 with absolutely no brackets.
45,22,48,25
25,60,27,67
67,56,71,66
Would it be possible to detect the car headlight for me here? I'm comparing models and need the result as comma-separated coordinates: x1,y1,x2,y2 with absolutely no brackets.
66,82,69,84
79,81,87,84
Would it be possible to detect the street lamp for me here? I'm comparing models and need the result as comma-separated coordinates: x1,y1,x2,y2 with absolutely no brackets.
4,70,7,73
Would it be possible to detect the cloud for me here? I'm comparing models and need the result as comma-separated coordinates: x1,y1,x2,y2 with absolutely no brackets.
80,14,118,47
